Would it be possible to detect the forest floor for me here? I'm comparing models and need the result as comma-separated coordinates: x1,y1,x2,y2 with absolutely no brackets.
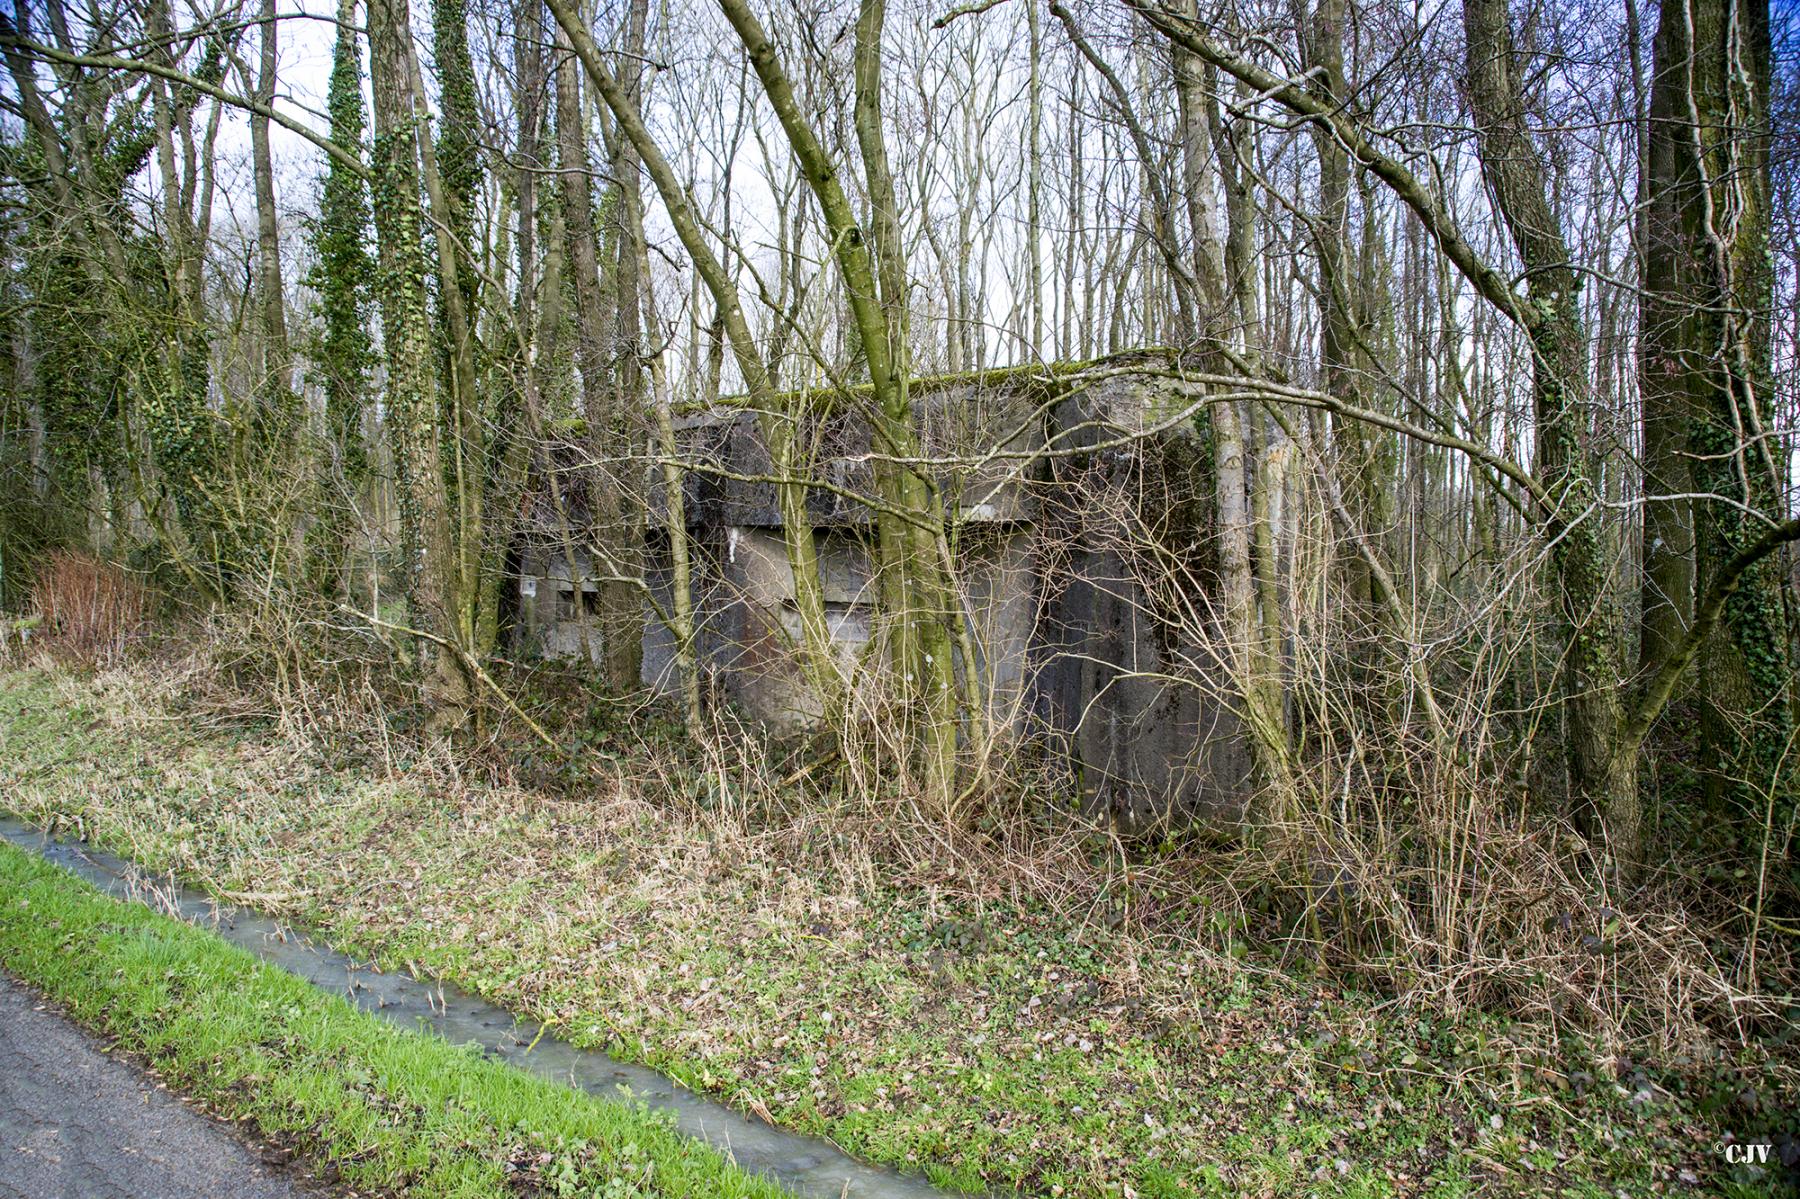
0,653,1787,1198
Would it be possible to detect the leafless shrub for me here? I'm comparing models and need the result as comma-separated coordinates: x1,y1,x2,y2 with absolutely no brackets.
27,550,148,663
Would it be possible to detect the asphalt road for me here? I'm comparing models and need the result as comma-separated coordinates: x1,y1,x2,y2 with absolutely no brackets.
0,973,335,1199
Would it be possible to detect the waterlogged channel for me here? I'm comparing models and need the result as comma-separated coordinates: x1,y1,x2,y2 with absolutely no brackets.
0,817,956,1199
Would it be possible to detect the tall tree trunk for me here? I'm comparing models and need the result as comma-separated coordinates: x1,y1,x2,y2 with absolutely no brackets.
309,0,374,598
552,11,606,667
554,13,611,428
368,0,471,716
544,0,838,711
1301,0,1385,615
1170,14,1291,812
251,0,289,395
709,0,961,795
1637,0,1697,683
1216,75,1291,772
430,0,480,312
134,0,221,592
851,0,960,794
405,28,489,695
513,0,545,390
1025,0,1043,355
1463,0,1639,867
596,0,649,694
1644,0,1791,818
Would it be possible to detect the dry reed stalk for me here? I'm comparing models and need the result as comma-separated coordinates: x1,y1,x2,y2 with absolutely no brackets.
28,550,148,663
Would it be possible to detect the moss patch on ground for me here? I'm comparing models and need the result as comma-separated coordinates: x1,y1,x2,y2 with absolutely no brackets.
0,662,1784,1197
0,837,795,1199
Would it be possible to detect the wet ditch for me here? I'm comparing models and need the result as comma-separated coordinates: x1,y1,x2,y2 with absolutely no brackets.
0,817,957,1199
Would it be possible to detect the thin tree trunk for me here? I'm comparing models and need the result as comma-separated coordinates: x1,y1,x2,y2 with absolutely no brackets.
596,0,649,694
1170,12,1290,813
251,0,288,394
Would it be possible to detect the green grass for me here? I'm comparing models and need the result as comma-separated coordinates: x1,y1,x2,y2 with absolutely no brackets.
0,839,794,1199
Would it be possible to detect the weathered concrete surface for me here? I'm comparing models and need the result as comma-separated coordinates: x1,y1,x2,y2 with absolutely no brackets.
0,973,334,1199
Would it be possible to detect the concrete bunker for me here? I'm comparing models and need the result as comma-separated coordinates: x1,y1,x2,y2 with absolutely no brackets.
516,356,1250,826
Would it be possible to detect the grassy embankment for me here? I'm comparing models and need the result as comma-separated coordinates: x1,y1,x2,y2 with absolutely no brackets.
0,659,1788,1198
0,836,793,1198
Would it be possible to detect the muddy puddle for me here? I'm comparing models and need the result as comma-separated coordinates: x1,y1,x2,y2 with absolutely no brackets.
0,817,957,1199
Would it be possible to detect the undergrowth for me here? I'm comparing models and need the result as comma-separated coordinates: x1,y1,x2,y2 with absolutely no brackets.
2,638,1796,1196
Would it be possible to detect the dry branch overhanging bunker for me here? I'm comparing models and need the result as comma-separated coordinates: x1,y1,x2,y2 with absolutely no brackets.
514,352,1250,826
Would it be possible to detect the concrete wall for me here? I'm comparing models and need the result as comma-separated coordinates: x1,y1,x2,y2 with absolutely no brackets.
636,525,1038,735
515,548,605,663
1029,540,1250,825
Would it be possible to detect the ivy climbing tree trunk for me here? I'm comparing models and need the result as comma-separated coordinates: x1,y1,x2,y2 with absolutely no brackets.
367,0,471,719
415,0,488,702
429,0,480,314
137,0,222,592
306,0,374,598
0,7,124,551
1643,0,1792,819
